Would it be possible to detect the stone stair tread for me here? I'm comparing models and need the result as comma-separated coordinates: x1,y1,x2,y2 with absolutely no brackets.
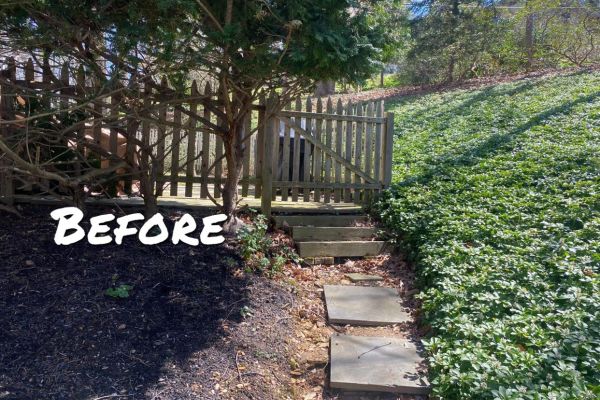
345,273,384,282
324,285,411,326
274,215,368,228
292,226,377,241
330,334,430,394
296,241,387,258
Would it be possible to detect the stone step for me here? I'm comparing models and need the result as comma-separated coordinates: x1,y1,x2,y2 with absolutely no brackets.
292,226,377,241
345,273,384,282
274,215,368,228
324,285,410,326
296,241,387,258
296,240,386,257
330,335,430,394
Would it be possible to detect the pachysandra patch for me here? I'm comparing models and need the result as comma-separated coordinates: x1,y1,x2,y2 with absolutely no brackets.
50,207,227,246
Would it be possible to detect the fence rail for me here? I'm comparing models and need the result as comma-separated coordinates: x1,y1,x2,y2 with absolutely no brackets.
0,57,394,210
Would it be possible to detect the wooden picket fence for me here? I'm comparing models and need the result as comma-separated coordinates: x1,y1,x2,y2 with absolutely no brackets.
0,57,394,209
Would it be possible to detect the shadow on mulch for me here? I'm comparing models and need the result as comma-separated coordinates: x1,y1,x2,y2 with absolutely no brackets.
0,205,291,400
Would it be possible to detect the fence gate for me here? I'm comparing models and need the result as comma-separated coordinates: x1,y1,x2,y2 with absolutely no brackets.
260,96,394,215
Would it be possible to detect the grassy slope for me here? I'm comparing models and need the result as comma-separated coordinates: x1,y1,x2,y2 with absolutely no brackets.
378,70,600,399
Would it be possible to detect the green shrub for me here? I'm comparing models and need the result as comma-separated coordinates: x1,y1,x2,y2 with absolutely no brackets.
237,214,301,277
377,71,600,399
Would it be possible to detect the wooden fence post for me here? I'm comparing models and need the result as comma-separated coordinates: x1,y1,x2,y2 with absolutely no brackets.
383,112,395,187
0,58,16,205
254,94,265,198
261,96,276,217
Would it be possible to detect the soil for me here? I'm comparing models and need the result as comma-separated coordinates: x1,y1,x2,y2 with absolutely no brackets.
0,205,294,400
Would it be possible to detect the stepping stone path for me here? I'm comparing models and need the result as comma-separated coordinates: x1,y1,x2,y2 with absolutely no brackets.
325,286,430,395
281,212,430,396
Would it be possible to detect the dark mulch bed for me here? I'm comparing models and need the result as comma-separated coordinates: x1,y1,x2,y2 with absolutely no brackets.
0,205,293,400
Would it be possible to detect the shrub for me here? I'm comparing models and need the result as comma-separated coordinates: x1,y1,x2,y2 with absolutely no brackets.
237,214,301,277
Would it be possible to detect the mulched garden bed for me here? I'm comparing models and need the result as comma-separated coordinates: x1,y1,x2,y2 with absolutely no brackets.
0,205,293,400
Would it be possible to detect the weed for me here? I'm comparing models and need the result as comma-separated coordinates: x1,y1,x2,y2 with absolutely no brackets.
105,284,133,299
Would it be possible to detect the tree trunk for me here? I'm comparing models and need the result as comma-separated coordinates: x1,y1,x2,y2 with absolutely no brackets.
221,120,245,233
144,193,158,217
72,185,87,213
380,70,385,87
138,151,158,217
525,13,535,70
447,55,455,83
314,80,335,97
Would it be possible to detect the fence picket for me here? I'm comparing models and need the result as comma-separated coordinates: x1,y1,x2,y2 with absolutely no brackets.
25,58,34,82
354,103,363,202
93,74,103,150
365,102,374,201
215,90,225,199
40,57,51,192
124,76,137,195
280,102,291,201
334,99,343,203
0,58,16,204
383,112,394,187
254,94,265,198
200,82,212,199
170,101,182,196
291,97,302,201
344,101,354,202
374,101,383,187
303,97,313,202
76,66,86,147
261,96,276,216
185,81,198,197
141,82,152,196
109,78,120,196
324,97,333,203
242,110,251,197
313,97,323,202
156,77,168,196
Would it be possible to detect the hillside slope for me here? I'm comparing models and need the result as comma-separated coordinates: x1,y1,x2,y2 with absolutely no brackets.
378,70,600,399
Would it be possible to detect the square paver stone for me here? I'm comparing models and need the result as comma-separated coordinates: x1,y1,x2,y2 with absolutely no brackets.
324,285,410,326
330,335,430,394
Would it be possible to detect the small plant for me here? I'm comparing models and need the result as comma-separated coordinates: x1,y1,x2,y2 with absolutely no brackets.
240,305,253,318
237,214,302,277
105,284,133,299
237,215,271,260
